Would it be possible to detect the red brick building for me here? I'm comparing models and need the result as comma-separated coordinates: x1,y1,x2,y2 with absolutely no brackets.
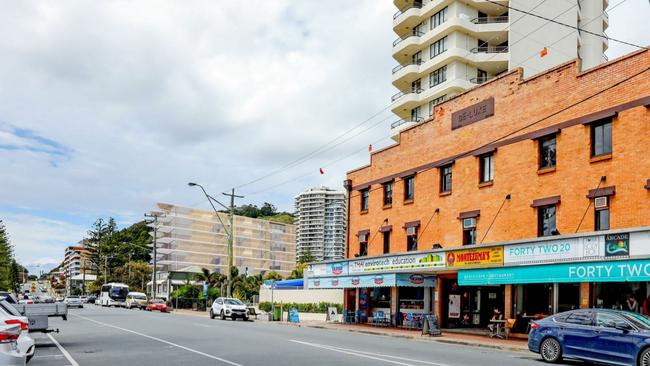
306,49,650,332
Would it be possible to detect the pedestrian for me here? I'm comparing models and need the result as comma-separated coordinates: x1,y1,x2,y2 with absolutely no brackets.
487,307,503,337
643,296,650,316
626,295,640,313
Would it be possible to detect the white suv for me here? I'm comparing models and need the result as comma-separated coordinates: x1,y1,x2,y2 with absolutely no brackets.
210,298,249,321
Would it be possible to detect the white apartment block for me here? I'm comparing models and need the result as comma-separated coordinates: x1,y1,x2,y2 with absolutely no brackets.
390,0,609,139
295,187,347,262
151,203,296,277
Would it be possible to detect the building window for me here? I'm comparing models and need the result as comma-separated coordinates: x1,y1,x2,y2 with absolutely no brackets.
539,135,557,169
383,182,393,206
428,95,447,117
411,79,422,93
591,118,612,157
404,175,415,201
429,65,447,88
430,7,448,29
406,227,418,251
440,164,452,193
537,205,557,237
383,231,391,254
479,153,494,183
359,241,368,257
594,196,610,231
360,189,369,211
462,218,477,245
412,51,422,65
430,36,448,59
411,106,422,122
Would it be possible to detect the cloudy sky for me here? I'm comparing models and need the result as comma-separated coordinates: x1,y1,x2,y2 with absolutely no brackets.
1,0,648,272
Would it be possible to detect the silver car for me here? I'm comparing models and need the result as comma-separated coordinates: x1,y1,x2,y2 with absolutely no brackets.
63,296,83,308
0,324,26,366
0,300,35,362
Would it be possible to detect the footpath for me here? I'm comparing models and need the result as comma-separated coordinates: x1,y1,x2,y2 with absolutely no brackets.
171,309,528,352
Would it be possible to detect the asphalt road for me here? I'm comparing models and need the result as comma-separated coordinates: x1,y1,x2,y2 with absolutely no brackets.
28,305,555,366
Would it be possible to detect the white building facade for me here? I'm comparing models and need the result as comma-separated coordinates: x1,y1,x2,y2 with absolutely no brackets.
390,0,609,139
295,187,347,262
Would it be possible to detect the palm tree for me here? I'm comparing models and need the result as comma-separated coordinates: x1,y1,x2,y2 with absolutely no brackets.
194,268,224,289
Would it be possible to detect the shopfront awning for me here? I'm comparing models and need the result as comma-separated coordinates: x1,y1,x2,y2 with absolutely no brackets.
308,274,435,289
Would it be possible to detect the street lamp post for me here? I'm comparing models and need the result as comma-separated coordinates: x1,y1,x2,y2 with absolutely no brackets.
188,183,243,298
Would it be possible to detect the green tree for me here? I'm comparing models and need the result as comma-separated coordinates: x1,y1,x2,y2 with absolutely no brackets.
0,220,14,291
288,262,307,280
194,268,224,289
298,248,316,264
263,271,283,281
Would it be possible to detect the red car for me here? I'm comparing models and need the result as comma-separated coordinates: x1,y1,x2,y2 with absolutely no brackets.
146,299,168,312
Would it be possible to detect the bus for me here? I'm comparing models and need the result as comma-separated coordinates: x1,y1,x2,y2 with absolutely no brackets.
99,283,129,307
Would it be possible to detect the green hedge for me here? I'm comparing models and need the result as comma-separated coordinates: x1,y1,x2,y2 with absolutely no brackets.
258,301,342,314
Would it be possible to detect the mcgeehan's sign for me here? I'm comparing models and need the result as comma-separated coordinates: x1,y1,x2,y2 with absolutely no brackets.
459,258,650,285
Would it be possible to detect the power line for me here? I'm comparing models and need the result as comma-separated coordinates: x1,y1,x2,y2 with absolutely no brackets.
485,0,649,50
233,105,393,190
343,65,649,204
510,0,630,72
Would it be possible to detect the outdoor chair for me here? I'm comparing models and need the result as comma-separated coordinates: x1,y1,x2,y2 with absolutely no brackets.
356,310,367,323
344,310,356,324
376,311,389,327
504,318,516,339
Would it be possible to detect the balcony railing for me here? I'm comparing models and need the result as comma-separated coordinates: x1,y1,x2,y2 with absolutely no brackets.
393,3,423,19
470,45,509,54
392,60,423,74
391,117,424,129
393,31,424,47
391,88,423,102
471,16,509,24
470,76,492,84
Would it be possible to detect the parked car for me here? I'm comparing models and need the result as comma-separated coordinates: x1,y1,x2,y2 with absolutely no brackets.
0,300,35,363
63,296,83,308
80,296,88,304
146,299,168,313
529,308,650,366
210,297,249,321
126,293,148,310
0,324,25,366
0,293,18,304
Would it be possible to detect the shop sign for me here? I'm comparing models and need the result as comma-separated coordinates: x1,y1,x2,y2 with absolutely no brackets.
446,247,503,268
448,295,461,319
307,273,436,289
349,252,445,274
504,236,603,265
605,233,630,257
630,232,650,257
451,97,494,130
306,261,348,277
459,258,650,286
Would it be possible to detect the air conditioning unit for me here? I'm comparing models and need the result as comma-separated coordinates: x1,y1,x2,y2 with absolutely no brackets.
359,234,368,242
463,218,476,229
594,196,608,209
406,226,417,236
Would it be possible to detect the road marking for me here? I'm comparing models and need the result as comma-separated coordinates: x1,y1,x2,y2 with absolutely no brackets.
47,333,80,366
290,340,450,366
72,314,243,366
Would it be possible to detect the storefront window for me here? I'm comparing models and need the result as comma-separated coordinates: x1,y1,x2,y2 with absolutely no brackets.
592,282,647,311
370,288,391,314
398,287,424,326
557,283,580,312
514,284,553,318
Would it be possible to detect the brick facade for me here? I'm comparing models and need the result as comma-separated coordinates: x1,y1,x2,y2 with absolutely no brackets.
347,50,650,258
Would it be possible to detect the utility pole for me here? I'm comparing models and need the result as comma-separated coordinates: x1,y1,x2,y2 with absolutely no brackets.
82,257,86,296
223,188,243,298
188,183,242,298
145,211,164,299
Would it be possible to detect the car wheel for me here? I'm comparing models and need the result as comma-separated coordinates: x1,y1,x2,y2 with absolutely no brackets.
210,309,215,319
243,316,249,322
540,338,562,363
220,311,226,320
639,348,650,366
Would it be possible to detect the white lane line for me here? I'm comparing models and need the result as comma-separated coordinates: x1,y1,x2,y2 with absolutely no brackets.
72,314,243,366
47,333,80,366
291,340,442,366
298,341,451,366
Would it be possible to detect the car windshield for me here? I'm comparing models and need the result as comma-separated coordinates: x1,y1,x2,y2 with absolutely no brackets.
623,312,650,330
224,299,244,305
134,295,147,300
0,300,21,316
151,299,164,304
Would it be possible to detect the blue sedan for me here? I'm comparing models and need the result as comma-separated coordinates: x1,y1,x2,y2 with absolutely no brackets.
529,309,650,366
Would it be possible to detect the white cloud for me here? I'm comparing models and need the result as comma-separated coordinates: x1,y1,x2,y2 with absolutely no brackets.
0,0,646,266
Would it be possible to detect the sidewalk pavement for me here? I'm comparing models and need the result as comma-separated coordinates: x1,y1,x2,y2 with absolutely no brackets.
170,308,528,352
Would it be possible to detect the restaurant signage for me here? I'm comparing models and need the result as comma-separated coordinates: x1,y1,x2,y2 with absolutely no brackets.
446,247,503,268
504,236,603,265
459,258,650,285
349,252,445,274
451,97,494,130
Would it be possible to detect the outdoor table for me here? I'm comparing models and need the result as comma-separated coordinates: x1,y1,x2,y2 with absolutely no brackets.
489,319,506,338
